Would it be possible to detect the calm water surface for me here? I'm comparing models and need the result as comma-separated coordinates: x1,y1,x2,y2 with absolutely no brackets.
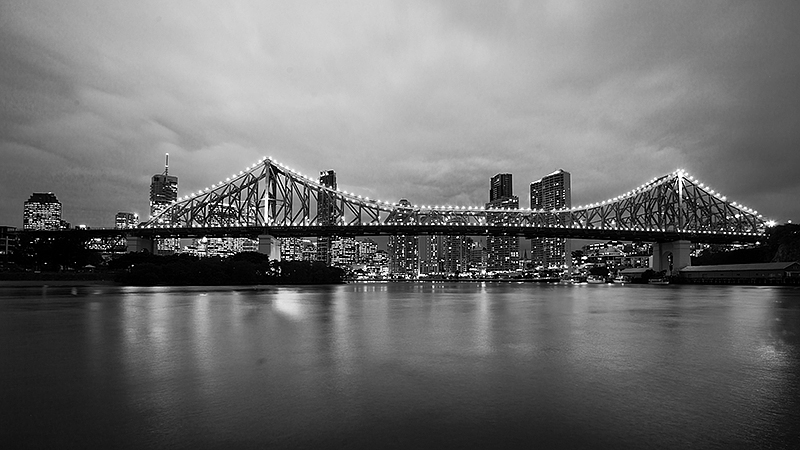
1,283,799,449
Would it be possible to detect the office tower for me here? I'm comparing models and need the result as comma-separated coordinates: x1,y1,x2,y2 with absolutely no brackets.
149,154,178,221
23,192,62,230
489,173,513,203
470,239,488,272
421,235,472,276
530,169,572,271
485,174,520,272
316,169,339,264
419,235,444,275
388,199,419,278
115,212,139,229
150,154,179,254
388,234,419,278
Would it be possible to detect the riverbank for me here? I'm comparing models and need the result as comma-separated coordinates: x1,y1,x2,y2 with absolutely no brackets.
0,279,118,287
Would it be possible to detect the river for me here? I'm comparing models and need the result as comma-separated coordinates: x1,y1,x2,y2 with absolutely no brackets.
1,282,799,449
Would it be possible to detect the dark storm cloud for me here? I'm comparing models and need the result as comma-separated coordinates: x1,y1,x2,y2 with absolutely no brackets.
1,0,799,226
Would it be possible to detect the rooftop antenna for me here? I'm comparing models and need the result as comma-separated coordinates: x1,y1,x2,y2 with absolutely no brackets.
164,153,169,176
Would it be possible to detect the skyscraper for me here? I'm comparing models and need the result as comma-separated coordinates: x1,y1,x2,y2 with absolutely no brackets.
388,199,419,278
23,192,62,230
150,154,179,254
420,235,473,276
317,170,338,264
485,174,520,272
530,169,572,271
149,154,178,222
489,173,513,203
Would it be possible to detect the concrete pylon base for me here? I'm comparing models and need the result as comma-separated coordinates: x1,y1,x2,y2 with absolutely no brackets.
258,235,281,261
651,240,691,275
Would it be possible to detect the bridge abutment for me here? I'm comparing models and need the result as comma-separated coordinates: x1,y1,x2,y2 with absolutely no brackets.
126,236,155,253
258,235,281,261
651,240,691,275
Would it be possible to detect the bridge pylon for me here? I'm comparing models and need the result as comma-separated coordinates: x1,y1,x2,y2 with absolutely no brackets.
258,235,281,261
651,240,692,275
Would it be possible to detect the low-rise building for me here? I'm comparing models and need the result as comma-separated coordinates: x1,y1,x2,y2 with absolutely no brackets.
678,262,800,284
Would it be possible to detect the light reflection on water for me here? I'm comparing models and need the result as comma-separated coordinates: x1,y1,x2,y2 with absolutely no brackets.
1,283,799,448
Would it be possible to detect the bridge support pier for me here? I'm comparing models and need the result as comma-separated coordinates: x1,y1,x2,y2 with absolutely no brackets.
651,240,691,275
258,235,281,261
127,236,155,253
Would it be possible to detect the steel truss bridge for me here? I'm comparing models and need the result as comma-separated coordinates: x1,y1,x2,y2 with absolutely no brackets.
119,156,767,244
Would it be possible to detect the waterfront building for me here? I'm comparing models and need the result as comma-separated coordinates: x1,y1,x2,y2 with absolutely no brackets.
486,174,519,272
388,234,419,278
367,250,390,278
530,169,571,271
331,237,360,268
115,212,139,229
23,192,62,230
470,240,488,273
388,199,418,278
421,235,473,276
419,235,443,275
678,262,800,284
317,170,338,265
357,239,378,263
184,237,258,258
301,240,317,261
0,226,17,266
281,237,305,261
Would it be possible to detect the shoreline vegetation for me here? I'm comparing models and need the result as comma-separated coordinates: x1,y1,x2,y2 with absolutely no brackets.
1,253,345,286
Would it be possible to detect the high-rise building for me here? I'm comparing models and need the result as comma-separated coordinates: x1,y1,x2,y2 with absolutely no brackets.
388,199,419,278
420,235,473,275
23,192,62,230
115,212,139,229
149,154,179,254
489,173,513,203
316,169,339,265
530,169,572,271
149,154,178,222
485,174,520,272
388,234,418,278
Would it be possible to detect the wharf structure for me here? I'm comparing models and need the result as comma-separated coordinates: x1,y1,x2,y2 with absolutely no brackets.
677,262,800,285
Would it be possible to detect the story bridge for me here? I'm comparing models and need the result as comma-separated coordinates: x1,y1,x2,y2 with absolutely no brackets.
27,156,770,272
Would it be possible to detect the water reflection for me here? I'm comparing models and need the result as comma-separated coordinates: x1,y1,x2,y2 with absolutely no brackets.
1,284,799,448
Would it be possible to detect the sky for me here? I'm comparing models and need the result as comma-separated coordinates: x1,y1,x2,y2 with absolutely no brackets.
2,0,800,228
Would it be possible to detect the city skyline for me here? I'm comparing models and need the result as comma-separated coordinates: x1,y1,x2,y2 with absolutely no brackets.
2,1,800,228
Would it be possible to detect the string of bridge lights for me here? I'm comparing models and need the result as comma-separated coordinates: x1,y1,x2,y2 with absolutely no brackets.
167,159,770,227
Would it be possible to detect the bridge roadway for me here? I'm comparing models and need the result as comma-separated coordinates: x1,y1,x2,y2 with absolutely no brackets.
24,224,765,245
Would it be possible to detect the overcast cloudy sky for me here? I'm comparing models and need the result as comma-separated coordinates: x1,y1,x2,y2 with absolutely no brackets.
2,0,799,227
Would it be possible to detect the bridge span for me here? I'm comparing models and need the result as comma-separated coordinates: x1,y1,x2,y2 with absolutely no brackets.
23,156,769,272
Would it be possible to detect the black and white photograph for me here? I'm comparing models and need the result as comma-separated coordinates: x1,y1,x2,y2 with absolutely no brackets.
2,1,799,448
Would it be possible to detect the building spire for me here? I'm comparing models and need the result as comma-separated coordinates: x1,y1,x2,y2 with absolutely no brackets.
164,153,169,176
